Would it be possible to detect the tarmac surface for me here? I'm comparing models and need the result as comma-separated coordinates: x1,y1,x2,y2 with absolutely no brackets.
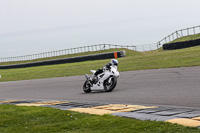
1,66,200,127
0,66,200,108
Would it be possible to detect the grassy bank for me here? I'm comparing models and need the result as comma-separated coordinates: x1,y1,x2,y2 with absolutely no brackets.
0,49,136,66
168,33,200,43
0,104,199,133
1,46,200,82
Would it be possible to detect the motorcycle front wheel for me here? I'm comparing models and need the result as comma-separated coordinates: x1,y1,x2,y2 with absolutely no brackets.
104,76,117,92
83,81,92,93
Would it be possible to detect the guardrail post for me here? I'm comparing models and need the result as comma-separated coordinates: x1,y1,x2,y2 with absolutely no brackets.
84,46,86,52
199,26,200,33
172,33,174,40
95,45,97,51
80,47,82,53
92,45,94,51
181,30,183,36
64,49,66,55
150,44,152,51
77,47,79,53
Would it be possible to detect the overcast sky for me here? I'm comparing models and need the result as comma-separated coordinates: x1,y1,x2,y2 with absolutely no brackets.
0,0,200,57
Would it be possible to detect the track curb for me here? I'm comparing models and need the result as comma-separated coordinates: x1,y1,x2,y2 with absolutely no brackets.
1,99,200,128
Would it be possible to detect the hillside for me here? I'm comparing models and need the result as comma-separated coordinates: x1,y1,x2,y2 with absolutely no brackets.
167,33,200,44
0,48,140,66
1,45,200,82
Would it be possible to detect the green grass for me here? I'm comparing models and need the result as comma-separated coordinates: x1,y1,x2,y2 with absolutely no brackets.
168,33,200,43
1,46,200,82
0,104,199,133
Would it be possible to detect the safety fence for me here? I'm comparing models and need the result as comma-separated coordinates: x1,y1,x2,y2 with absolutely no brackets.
0,43,158,63
157,25,200,46
135,43,160,51
0,51,125,69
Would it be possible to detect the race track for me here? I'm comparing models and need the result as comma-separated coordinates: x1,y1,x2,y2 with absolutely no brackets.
0,66,200,108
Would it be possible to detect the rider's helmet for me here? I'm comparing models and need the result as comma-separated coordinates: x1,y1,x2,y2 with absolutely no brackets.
110,59,118,66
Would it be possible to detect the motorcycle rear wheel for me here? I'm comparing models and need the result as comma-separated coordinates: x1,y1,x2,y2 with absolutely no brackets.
83,81,92,93
104,76,117,92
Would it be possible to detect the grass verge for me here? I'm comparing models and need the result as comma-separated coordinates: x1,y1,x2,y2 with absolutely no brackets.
1,46,200,82
0,104,199,133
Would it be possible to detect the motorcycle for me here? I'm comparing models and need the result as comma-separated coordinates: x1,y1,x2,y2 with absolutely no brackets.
83,66,120,93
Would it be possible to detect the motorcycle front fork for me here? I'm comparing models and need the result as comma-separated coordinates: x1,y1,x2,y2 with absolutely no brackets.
85,74,93,86
108,77,112,83
85,74,90,80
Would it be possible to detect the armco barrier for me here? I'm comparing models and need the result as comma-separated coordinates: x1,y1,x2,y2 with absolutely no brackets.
163,38,200,50
0,51,125,69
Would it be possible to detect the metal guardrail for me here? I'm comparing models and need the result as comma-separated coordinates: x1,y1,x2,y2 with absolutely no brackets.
0,51,126,69
0,43,158,63
0,44,134,63
157,25,200,46
135,43,160,51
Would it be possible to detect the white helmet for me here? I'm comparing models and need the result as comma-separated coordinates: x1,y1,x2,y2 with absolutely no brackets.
110,59,118,66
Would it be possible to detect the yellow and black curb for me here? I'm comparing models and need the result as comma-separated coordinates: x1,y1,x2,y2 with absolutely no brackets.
1,99,200,128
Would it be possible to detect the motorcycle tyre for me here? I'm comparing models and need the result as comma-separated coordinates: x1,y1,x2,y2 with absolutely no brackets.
104,76,117,92
83,81,92,93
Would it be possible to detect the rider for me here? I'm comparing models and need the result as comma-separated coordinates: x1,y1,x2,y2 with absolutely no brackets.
91,59,118,83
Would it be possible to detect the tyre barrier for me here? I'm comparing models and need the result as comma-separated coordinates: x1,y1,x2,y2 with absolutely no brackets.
163,38,200,50
0,51,126,69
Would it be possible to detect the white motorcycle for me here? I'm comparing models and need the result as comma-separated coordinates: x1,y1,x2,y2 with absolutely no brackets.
83,66,120,93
